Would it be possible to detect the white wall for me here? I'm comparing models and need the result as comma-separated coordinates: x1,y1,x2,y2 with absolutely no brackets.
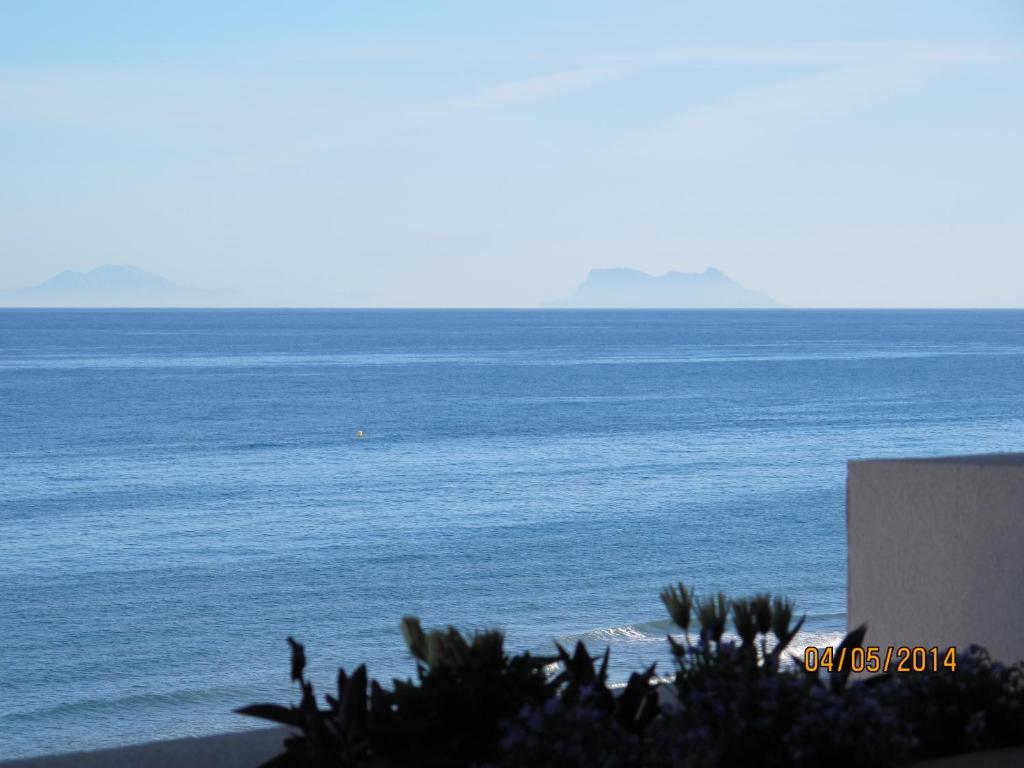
847,454,1024,664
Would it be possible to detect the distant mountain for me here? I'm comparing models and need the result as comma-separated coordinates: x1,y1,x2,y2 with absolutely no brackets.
555,267,781,308
0,265,235,307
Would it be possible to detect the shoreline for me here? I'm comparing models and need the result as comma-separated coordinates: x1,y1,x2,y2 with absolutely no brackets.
0,728,285,768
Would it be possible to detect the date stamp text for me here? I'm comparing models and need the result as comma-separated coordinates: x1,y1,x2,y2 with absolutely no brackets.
803,646,958,674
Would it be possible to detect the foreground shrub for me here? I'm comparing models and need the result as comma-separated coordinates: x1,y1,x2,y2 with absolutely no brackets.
649,587,917,767
238,621,555,766
498,642,658,767
239,584,1024,767
382,618,554,764
882,645,1024,759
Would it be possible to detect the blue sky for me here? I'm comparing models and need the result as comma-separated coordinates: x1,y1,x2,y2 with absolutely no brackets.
2,1,1022,306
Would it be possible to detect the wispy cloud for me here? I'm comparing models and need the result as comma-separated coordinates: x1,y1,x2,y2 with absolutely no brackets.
457,65,625,109
656,40,1024,65
607,56,952,168
448,40,1022,113
277,37,1024,68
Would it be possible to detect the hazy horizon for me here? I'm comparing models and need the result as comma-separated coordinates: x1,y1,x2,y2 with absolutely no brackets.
2,2,1022,307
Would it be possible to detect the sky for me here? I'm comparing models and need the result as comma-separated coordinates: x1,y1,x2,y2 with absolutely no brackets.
1,1,1022,307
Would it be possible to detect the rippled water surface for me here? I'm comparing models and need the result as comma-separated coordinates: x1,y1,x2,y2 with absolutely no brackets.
2,309,1022,758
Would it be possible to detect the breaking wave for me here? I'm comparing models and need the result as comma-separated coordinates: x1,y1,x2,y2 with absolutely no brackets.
552,615,847,680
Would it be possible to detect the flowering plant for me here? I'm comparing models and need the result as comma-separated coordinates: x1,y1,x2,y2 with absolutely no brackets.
239,584,1024,767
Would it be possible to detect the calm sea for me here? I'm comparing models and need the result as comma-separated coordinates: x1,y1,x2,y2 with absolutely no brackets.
1,309,1022,758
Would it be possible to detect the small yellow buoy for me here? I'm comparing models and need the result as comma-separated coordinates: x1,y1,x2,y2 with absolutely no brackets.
355,429,365,439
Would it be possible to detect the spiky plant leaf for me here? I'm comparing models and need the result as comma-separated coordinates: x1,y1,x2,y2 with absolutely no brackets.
286,636,306,683
770,596,795,642
234,703,302,727
829,624,868,694
661,582,694,632
400,616,428,663
697,592,729,643
732,598,757,647
752,593,773,636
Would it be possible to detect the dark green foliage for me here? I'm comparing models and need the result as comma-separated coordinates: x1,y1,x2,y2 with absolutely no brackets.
498,642,658,767
659,583,692,634
549,641,659,735
383,617,553,764
653,590,913,767
236,637,391,767
239,585,1024,767
829,623,867,694
881,646,1024,758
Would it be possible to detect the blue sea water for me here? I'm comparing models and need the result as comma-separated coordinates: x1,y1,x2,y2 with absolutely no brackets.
1,309,1022,758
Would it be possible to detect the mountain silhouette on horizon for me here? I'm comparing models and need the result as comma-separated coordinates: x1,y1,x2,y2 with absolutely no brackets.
554,267,781,308
0,265,235,307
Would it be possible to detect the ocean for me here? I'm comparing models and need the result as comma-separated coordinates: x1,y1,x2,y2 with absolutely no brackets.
1,309,1022,758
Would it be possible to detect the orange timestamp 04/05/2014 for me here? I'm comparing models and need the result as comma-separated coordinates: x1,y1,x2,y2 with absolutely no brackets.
803,645,958,674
